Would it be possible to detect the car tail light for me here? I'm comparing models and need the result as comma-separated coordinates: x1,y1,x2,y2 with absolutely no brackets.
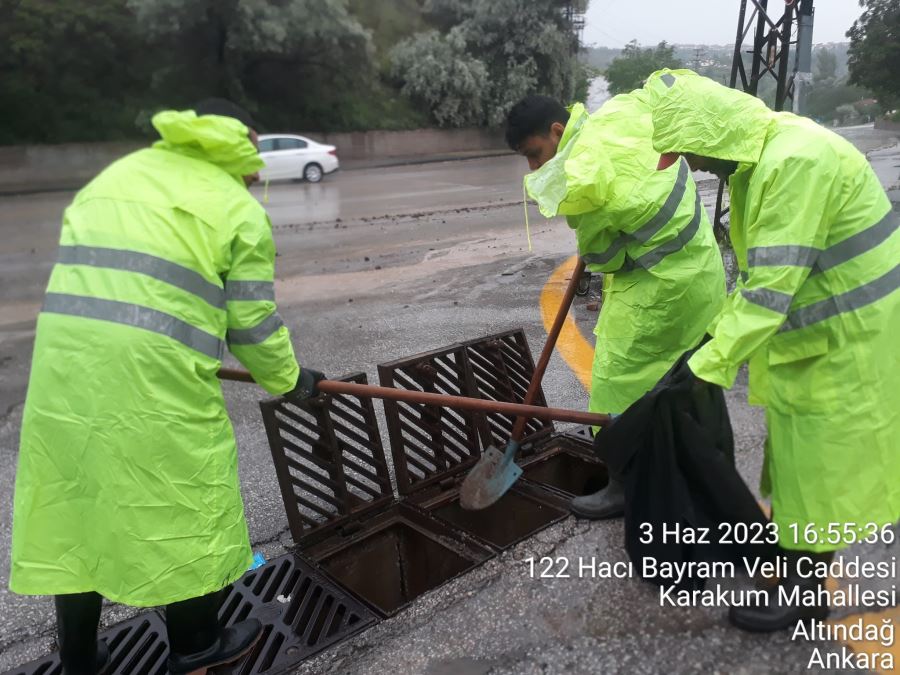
328,149,337,156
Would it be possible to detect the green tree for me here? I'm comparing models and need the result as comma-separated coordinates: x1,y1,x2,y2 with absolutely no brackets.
390,0,582,127
390,30,490,127
129,0,375,130
846,0,900,109
814,49,837,83
605,41,682,96
0,0,148,143
805,83,871,123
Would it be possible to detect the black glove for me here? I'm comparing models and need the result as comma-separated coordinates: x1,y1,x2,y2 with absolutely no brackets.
286,367,326,402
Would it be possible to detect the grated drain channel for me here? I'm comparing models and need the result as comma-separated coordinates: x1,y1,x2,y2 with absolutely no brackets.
6,554,374,675
5,614,167,675
218,553,375,674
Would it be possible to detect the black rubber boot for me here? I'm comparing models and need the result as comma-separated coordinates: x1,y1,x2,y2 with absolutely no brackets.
729,549,834,632
55,592,105,675
569,478,625,519
94,642,110,675
167,619,263,675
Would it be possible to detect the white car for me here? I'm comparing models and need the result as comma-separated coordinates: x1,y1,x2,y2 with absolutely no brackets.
257,134,339,183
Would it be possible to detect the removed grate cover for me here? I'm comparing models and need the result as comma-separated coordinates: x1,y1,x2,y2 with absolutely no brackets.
259,373,493,618
461,329,554,451
377,344,482,494
378,339,568,551
258,373,393,546
462,331,608,501
5,613,168,675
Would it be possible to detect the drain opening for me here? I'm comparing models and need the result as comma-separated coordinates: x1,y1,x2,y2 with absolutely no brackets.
320,521,474,615
432,489,565,549
522,449,608,496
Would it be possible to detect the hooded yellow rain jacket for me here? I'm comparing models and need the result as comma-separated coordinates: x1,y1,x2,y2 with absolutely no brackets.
525,92,726,416
10,111,301,605
651,69,900,551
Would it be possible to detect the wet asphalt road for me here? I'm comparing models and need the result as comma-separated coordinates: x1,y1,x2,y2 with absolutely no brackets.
0,125,898,673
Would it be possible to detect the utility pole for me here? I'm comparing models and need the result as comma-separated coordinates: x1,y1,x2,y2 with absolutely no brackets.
692,46,707,73
563,1,586,52
793,0,815,115
713,0,813,240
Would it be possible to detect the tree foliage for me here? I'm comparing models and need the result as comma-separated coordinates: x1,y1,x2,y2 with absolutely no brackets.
605,41,682,96
390,30,490,127
129,0,376,130
1,0,585,142
847,0,900,109
0,0,149,143
814,49,838,83
389,0,582,127
805,83,873,123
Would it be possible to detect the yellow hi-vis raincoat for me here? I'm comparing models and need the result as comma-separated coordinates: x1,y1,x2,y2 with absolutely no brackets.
10,111,301,605
651,69,900,551
525,93,726,416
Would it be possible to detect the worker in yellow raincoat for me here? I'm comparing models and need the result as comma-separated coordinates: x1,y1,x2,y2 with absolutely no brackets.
650,69,900,631
10,100,324,673
504,84,726,519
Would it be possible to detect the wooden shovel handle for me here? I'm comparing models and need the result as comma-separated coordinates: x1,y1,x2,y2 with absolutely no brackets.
510,257,587,441
216,367,609,427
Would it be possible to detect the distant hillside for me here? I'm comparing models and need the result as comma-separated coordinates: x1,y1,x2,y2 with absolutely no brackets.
582,42,850,81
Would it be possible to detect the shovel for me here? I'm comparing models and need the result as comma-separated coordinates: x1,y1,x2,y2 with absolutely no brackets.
458,257,591,510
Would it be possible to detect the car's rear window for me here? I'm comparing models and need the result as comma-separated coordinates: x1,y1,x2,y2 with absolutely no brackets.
276,138,308,150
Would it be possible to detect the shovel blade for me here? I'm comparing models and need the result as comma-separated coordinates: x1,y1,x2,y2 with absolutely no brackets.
459,442,523,510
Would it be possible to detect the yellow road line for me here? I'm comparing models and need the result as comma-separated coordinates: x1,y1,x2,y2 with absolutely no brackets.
539,255,595,391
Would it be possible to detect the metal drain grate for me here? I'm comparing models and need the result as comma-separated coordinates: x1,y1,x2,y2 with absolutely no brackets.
463,330,553,451
377,345,482,494
259,373,392,544
5,613,168,675
7,554,375,675
218,553,376,674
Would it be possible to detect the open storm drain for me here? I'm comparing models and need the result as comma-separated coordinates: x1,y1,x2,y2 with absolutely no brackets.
260,374,493,617
313,503,489,616
519,436,608,497
6,554,374,675
375,334,568,551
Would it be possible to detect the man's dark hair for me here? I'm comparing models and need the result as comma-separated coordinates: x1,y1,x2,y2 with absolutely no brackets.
193,98,257,130
504,95,569,151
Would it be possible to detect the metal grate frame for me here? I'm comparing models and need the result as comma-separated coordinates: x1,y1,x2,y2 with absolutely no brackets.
259,373,393,544
5,554,375,675
462,329,554,453
377,345,482,495
218,553,375,673
5,614,168,675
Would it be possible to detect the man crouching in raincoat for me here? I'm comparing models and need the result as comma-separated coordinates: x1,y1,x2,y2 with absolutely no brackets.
649,69,900,632
10,100,325,673
504,82,726,518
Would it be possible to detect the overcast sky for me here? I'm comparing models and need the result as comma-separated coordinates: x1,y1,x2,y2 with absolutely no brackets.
582,0,865,47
